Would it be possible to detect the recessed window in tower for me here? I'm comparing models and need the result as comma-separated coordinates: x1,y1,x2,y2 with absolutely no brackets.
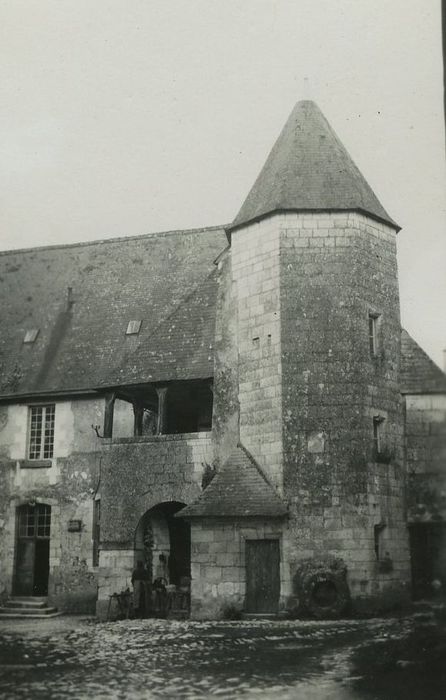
374,523,386,560
368,313,380,356
373,415,385,455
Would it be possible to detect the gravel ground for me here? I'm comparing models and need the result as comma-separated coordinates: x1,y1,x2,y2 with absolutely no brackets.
0,608,445,699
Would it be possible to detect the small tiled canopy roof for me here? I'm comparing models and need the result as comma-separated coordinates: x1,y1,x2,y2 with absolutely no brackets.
400,329,446,394
0,226,227,398
228,100,399,232
176,445,288,519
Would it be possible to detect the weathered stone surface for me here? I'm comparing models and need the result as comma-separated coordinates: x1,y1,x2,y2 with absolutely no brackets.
0,398,103,611
405,393,446,522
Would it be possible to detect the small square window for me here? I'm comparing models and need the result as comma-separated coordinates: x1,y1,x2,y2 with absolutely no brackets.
126,320,142,335
24,329,39,344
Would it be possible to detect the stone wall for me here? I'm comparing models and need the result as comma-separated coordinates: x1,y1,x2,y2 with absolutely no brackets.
190,519,288,619
405,393,446,522
96,432,212,618
0,397,103,611
278,211,409,608
212,249,240,469
113,399,135,438
231,218,284,489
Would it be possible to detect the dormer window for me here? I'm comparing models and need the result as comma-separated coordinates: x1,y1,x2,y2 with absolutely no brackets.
23,329,39,344
126,320,142,336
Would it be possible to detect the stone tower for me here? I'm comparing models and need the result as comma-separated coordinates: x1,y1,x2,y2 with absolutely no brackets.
182,100,411,616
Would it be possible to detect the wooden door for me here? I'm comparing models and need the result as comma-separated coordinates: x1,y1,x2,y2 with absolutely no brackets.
15,539,35,595
245,539,280,613
14,504,51,596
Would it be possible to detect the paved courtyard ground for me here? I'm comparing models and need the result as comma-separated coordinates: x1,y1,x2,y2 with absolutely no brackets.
0,606,445,699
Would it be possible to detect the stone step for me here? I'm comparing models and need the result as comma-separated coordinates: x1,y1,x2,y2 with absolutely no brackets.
0,605,58,616
167,610,189,620
242,613,280,620
0,611,63,619
5,600,47,609
0,597,59,618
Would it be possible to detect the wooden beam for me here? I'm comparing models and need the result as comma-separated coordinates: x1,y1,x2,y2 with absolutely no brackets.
155,386,168,435
133,400,144,436
104,392,115,438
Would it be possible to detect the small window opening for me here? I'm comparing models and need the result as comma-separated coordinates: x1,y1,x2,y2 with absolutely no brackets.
373,415,384,455
368,313,380,356
24,329,39,344
28,404,55,460
374,524,385,560
126,320,142,335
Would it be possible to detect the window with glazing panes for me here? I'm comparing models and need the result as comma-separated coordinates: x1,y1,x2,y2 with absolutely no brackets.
28,405,55,459
18,504,51,538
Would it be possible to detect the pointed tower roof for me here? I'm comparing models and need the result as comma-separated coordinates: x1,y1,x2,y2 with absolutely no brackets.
228,100,399,232
176,444,287,519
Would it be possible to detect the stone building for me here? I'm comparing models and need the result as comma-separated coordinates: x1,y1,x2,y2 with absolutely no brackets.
0,100,444,618
401,331,446,599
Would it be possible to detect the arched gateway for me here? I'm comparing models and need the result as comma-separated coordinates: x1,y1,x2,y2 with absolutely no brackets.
134,501,190,586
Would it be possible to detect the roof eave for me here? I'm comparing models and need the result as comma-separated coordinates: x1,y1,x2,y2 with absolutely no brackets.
0,387,101,404
226,207,401,235
401,388,446,396
176,509,288,520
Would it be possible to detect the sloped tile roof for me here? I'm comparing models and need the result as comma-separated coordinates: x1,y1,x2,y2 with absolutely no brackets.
177,445,288,518
106,268,219,385
229,100,399,232
400,330,446,394
0,226,227,398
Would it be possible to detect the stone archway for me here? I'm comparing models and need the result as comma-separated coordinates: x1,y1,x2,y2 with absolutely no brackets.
134,501,190,586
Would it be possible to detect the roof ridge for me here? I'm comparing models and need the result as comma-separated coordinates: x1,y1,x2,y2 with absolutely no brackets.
236,442,277,490
176,444,288,519
0,223,228,257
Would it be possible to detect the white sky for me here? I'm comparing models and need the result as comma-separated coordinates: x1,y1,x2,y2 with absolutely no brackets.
0,0,445,366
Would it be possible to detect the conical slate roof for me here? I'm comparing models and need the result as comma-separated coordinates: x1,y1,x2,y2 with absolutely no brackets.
228,100,399,232
176,445,287,519
401,330,446,394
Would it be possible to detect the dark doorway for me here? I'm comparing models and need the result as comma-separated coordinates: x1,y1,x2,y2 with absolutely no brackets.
167,510,190,585
14,504,51,596
245,539,280,613
134,501,190,586
409,523,446,599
